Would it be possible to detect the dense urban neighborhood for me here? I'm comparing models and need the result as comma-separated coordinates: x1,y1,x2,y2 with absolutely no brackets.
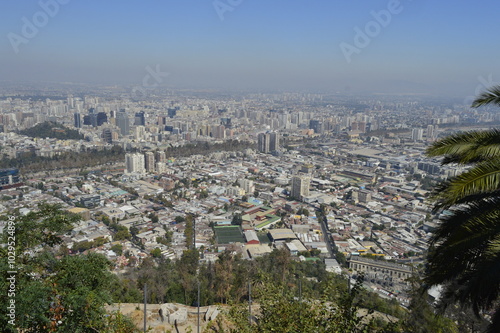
1,90,496,306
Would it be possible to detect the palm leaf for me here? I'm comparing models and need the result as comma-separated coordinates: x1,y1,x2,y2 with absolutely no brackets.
472,85,500,108
427,200,500,286
427,129,500,165
431,159,500,209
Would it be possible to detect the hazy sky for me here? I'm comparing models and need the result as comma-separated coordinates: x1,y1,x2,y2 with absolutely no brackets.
1,0,499,97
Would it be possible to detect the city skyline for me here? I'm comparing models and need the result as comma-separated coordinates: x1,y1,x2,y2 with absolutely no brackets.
0,1,499,97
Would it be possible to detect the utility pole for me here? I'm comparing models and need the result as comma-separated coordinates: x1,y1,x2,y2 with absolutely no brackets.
143,284,147,333
248,282,252,326
298,278,302,320
197,281,201,333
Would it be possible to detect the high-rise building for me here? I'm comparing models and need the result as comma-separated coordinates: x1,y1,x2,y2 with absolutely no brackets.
134,111,145,126
145,151,155,173
102,128,113,144
134,126,146,141
156,150,167,163
156,162,167,174
74,112,81,128
238,179,255,194
291,175,310,200
214,125,226,139
116,110,130,136
258,133,270,153
125,153,145,174
67,95,74,108
83,114,92,126
157,115,168,126
412,128,424,141
167,107,178,118
426,125,436,141
309,120,323,134
96,112,108,126
258,132,279,153
269,132,279,151
220,117,232,128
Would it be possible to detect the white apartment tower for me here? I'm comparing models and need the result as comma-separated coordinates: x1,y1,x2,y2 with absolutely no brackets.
239,179,255,194
412,128,424,141
125,153,145,174
427,125,436,141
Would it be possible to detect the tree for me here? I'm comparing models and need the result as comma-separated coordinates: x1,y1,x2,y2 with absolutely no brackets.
425,86,500,332
148,212,159,223
214,274,387,333
111,244,123,256
175,215,186,223
0,204,127,332
151,247,162,258
404,275,458,333
232,213,243,226
184,214,194,249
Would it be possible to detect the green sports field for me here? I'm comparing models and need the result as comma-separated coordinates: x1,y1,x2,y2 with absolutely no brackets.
214,226,245,244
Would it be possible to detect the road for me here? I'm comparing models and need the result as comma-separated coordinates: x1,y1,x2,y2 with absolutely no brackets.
318,213,335,259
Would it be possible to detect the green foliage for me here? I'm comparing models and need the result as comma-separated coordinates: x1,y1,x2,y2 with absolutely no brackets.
424,88,500,333
110,222,131,241
472,86,500,108
0,145,125,173
166,140,253,158
104,310,142,332
150,247,162,258
199,189,209,199
73,237,108,253
372,224,386,231
110,244,123,256
184,214,194,249
216,274,388,333
2,204,78,250
156,233,172,246
19,121,84,140
0,204,120,332
296,207,310,216
231,213,243,226
404,277,458,333
147,212,159,223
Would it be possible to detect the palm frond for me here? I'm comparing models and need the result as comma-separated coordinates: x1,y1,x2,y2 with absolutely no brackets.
431,159,500,209
426,200,500,286
472,86,500,108
427,129,500,164
431,188,500,213
454,251,500,313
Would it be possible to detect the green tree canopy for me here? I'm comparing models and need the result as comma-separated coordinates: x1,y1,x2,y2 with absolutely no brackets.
0,204,137,332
